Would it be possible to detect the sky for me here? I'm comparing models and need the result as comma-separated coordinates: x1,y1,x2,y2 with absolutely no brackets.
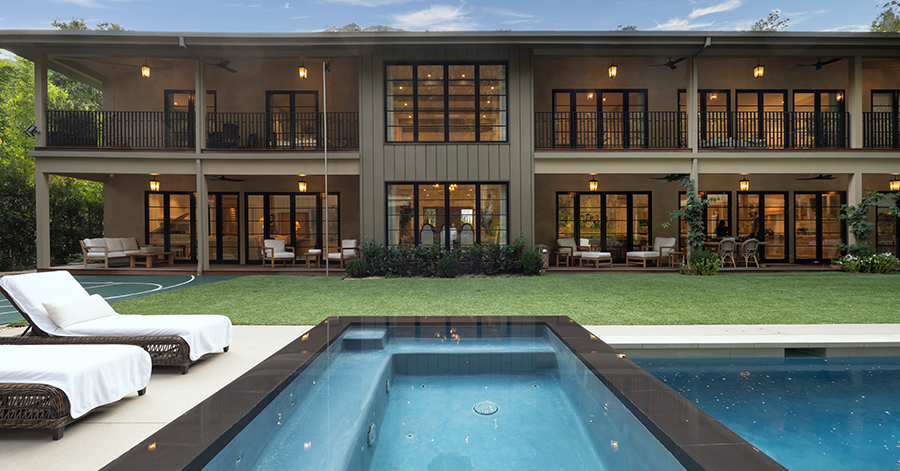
0,0,887,34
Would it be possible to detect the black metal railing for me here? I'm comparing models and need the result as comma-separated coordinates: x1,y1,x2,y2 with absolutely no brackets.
47,110,190,148
535,111,685,149
45,110,359,150
864,112,899,149
699,111,849,149
206,112,359,150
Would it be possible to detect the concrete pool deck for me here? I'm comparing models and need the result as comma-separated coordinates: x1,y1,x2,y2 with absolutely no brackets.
3,322,900,470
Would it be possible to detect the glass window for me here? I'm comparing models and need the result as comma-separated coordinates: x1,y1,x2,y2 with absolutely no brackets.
553,90,648,149
266,91,319,149
246,192,339,262
145,192,195,261
738,193,786,262
386,63,507,143
876,204,899,256
794,192,845,262
557,192,651,259
208,193,240,263
386,183,508,246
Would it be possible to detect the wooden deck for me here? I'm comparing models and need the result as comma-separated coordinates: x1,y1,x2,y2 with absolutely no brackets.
44,261,840,276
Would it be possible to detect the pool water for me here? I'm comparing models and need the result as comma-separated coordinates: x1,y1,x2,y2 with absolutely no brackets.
633,356,900,471
204,326,687,471
372,373,605,471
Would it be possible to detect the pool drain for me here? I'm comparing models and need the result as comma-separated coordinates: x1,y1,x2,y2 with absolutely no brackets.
473,401,499,415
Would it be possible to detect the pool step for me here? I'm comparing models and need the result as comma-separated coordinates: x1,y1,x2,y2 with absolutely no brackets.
343,328,389,350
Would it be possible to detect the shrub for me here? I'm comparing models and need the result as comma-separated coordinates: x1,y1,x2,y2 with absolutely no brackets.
681,250,722,276
437,253,460,278
345,258,369,278
521,248,544,276
836,253,899,274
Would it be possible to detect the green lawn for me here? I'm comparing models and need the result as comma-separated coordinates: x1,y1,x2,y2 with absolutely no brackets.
108,272,900,326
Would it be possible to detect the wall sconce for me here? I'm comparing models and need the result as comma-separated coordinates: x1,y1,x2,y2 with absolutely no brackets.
298,176,307,192
753,59,764,79
739,177,750,192
298,59,308,80
890,176,900,192
608,59,617,79
141,62,151,79
589,175,599,192
149,178,160,192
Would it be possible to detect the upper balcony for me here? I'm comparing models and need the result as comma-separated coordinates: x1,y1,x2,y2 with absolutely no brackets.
46,110,359,150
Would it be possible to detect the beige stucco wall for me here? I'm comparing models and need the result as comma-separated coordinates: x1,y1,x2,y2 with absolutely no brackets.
103,57,359,113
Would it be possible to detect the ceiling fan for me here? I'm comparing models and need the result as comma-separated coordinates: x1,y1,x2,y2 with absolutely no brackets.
797,58,841,71
208,59,237,73
795,174,836,180
210,175,245,182
649,174,689,182
649,57,686,70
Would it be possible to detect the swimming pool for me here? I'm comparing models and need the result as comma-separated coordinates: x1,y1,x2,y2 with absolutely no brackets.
104,317,785,470
634,356,900,471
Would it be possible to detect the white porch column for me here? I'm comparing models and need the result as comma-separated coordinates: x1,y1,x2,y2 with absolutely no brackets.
687,56,698,152
847,172,862,246
848,54,863,149
33,52,48,148
195,57,207,151
35,163,51,268
196,159,208,274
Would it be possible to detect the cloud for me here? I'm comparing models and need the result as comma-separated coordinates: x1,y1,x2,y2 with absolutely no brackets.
482,7,535,20
278,2,292,8
391,4,478,31
689,0,741,19
823,24,869,32
652,18,715,30
291,15,313,20
226,2,262,6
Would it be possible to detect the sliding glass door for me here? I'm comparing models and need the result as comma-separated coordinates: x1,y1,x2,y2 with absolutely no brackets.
794,192,845,262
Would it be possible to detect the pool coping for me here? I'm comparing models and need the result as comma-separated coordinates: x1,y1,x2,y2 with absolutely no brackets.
101,316,787,471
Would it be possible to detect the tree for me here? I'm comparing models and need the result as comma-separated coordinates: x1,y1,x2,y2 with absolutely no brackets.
872,2,900,32
617,25,638,31
750,10,789,31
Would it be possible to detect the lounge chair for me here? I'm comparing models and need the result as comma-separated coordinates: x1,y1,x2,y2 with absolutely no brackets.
0,344,150,439
0,271,232,374
326,239,360,269
625,237,677,267
555,238,590,267
262,239,296,268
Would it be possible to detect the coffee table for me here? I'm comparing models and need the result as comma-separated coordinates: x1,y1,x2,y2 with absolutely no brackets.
129,251,175,268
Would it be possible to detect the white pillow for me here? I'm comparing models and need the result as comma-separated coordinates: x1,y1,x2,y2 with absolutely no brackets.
42,294,118,329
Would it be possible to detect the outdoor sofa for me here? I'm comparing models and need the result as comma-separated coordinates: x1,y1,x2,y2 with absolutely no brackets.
0,344,151,440
0,271,232,374
79,237,151,268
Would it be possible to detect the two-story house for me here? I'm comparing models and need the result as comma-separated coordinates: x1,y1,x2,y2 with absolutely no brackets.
1,30,898,271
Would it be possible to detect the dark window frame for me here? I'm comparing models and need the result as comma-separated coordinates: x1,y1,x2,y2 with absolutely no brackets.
555,191,652,259
265,90,320,149
144,190,197,263
244,191,340,264
384,62,509,144
207,192,240,264
386,182,510,247
551,89,649,149
793,191,847,262
736,191,789,263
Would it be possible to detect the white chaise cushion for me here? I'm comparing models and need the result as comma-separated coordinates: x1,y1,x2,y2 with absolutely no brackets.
42,294,118,329
0,271,90,335
625,251,659,259
581,252,612,259
0,344,151,418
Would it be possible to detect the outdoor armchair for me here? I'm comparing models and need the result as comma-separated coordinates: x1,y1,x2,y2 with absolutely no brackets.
719,238,737,267
262,239,296,268
625,237,677,267
740,238,760,267
0,271,232,374
327,239,360,269
554,238,590,267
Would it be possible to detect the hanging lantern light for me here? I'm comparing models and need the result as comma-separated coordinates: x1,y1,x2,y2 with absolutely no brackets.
141,61,151,79
298,58,308,80
589,175,599,192
890,176,900,192
298,175,307,192
608,58,617,79
740,177,750,192
149,178,160,192
753,59,764,79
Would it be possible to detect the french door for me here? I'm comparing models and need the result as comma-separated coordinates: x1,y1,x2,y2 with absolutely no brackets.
146,192,195,262
794,192,846,262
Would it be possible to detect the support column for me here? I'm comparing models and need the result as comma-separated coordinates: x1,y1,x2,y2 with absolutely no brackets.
33,52,48,147
35,164,51,268
195,57,206,152
847,172,863,246
196,159,208,274
848,55,863,149
687,56,699,153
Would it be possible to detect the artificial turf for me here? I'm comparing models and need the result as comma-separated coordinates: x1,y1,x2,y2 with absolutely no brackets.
109,272,900,326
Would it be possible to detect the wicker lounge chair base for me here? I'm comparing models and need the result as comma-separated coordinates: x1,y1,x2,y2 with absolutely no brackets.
0,382,147,440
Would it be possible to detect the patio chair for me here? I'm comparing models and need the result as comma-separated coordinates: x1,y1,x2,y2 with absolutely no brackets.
0,344,150,440
420,223,435,245
719,238,737,267
625,237,677,267
554,238,589,267
740,238,760,267
262,239,296,268
327,239,360,269
0,271,232,374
